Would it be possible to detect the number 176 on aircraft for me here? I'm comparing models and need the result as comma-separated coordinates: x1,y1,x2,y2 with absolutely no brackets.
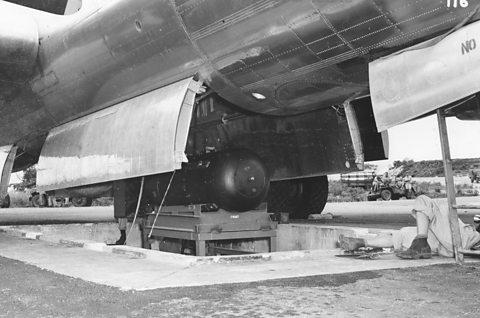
447,0,469,7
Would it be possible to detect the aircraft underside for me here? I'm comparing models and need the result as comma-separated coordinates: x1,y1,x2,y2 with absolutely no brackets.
25,77,387,218
0,0,479,217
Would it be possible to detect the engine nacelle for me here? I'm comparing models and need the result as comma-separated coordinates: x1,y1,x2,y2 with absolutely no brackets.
0,4,39,81
144,150,270,212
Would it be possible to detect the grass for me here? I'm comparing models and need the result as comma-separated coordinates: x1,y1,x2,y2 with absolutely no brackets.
8,191,30,208
328,180,478,202
328,181,369,202
393,158,480,177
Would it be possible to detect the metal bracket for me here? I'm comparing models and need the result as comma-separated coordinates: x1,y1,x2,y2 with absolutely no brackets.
343,100,364,170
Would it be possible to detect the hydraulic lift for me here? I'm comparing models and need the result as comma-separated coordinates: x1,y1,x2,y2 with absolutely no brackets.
142,204,277,256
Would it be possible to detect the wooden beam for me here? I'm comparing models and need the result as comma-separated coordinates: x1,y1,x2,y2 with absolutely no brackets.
436,110,464,264
453,205,480,210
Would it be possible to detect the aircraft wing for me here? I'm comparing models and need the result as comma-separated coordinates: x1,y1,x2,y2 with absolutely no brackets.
0,1,42,186
3,0,68,15
370,20,480,131
0,3,38,85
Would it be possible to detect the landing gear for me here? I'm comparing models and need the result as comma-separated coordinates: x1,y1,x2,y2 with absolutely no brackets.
380,189,393,201
31,193,47,207
267,176,328,219
71,197,93,207
0,194,10,208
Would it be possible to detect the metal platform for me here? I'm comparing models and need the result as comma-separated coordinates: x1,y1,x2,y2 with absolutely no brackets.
144,205,277,256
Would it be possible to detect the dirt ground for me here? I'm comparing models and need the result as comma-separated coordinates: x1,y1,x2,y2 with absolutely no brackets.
0,255,479,317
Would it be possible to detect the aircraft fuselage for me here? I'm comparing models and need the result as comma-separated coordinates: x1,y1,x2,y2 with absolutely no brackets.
0,0,476,161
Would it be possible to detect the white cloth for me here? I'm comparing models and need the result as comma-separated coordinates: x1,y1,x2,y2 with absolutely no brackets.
393,196,480,257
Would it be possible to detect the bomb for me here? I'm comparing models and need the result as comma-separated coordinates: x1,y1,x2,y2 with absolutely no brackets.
144,149,270,212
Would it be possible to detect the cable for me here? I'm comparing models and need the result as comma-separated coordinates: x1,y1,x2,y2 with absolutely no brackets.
125,176,145,244
148,170,176,238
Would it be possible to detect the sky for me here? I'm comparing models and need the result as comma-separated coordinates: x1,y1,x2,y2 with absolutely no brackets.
370,115,480,172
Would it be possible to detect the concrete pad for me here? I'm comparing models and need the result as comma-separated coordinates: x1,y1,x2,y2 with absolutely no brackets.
83,242,108,252
3,222,143,247
276,224,393,251
0,231,476,291
0,222,406,261
24,231,43,240
6,222,389,253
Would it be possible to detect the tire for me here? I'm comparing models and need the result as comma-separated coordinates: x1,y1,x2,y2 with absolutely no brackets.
31,194,47,207
267,180,302,214
71,197,93,207
267,176,328,219
406,190,416,200
380,189,393,201
302,177,329,217
0,194,10,208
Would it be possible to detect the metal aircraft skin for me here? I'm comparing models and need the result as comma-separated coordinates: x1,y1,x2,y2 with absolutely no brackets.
0,0,479,214
0,0,476,164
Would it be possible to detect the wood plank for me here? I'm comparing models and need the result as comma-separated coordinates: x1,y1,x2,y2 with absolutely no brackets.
437,110,464,264
459,249,480,256
453,205,480,210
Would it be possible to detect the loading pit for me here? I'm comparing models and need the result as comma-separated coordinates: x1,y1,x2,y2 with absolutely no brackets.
143,206,277,256
1,219,395,257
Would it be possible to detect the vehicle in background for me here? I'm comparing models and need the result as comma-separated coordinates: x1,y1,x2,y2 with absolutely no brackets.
29,190,92,207
0,194,10,208
367,175,416,201
469,170,480,183
457,188,479,197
